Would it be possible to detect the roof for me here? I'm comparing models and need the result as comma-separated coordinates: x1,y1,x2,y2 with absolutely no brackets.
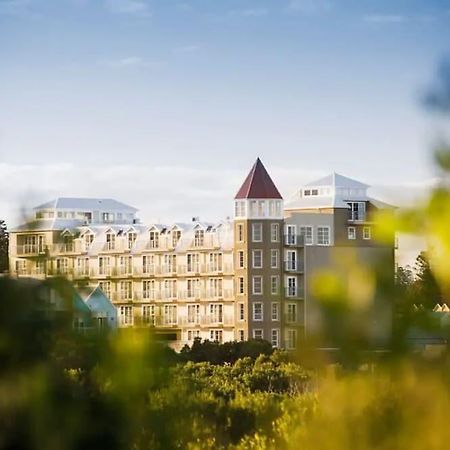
305,172,369,189
12,219,85,232
34,197,138,212
235,158,282,200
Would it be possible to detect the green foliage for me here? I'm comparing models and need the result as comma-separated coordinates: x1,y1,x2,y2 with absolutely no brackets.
179,338,274,364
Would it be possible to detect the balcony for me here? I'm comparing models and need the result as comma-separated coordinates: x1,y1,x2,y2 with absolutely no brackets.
206,289,234,300
284,287,303,299
15,244,47,256
111,292,133,303
205,263,234,274
134,290,161,302
199,314,234,326
284,235,304,247
284,260,304,273
161,265,177,276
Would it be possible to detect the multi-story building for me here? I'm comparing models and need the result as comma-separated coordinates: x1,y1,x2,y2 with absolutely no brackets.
9,159,395,349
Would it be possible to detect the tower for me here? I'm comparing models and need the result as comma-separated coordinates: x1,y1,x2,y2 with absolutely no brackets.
233,158,284,347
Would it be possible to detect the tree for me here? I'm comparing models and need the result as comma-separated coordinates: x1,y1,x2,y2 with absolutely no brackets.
0,220,8,273
413,251,443,308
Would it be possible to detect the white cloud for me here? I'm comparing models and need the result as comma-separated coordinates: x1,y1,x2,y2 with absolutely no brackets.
104,0,151,16
286,0,331,15
99,56,164,68
363,14,408,24
172,44,202,54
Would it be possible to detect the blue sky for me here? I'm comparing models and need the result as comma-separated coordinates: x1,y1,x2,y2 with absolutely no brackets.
0,0,449,230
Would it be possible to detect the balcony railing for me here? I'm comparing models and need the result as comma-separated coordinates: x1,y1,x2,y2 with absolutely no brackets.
284,261,304,272
284,287,303,299
284,235,305,246
15,244,47,256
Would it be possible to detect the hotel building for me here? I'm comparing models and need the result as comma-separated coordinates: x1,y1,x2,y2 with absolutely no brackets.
9,159,395,349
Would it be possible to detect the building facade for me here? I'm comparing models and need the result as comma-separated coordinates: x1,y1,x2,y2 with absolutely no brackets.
9,160,395,349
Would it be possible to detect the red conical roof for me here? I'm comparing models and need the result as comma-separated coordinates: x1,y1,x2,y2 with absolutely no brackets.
235,158,283,200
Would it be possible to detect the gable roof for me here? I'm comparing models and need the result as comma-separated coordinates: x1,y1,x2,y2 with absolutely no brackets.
34,197,138,212
235,158,282,200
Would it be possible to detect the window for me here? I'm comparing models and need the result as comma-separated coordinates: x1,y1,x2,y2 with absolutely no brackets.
252,250,263,268
250,200,257,217
287,303,297,323
187,329,200,341
347,202,366,222
238,277,245,295
193,229,205,247
271,329,280,348
142,305,155,325
253,302,263,321
187,279,201,298
235,201,245,217
104,231,115,250
56,258,69,275
271,276,279,295
209,252,223,272
286,250,297,271
270,249,278,269
257,200,265,217
209,278,223,297
286,329,298,350
252,276,263,295
304,189,311,196
171,230,181,247
317,227,330,246
119,306,133,326
149,230,159,248
188,304,200,324
363,227,371,240
347,227,356,240
238,303,245,321
164,280,177,299
286,225,296,245
143,255,154,274
311,189,318,196
15,259,27,275
271,302,279,321
99,281,111,297
163,305,177,325
163,254,177,273
252,223,262,242
143,280,155,300
238,330,245,341
119,256,132,275
210,330,223,343
286,277,297,297
76,257,89,276
253,329,263,340
299,226,313,245
127,232,137,249
209,304,223,323
99,257,111,275
35,260,45,275
120,281,132,300
187,253,200,273
102,212,114,223
237,224,244,242
271,223,279,242
238,250,245,269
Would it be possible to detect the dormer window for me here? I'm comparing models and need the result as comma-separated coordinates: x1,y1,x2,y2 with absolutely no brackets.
127,232,137,249
194,230,204,247
172,230,181,247
149,230,159,249
106,232,116,250
84,232,94,248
